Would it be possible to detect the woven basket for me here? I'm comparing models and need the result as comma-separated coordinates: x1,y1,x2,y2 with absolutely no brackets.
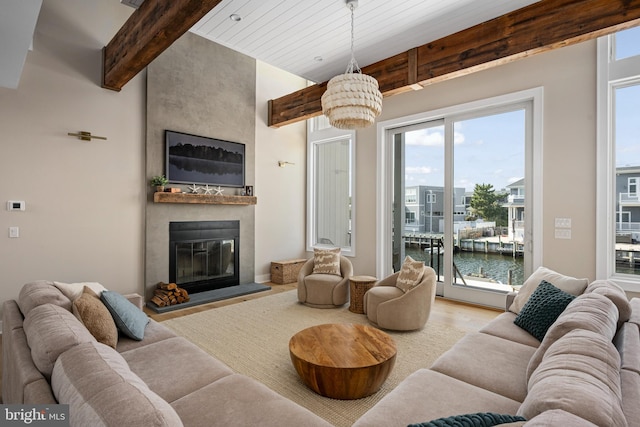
271,259,307,284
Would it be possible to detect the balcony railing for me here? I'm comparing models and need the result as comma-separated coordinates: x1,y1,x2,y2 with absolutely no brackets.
617,222,640,232
619,193,640,205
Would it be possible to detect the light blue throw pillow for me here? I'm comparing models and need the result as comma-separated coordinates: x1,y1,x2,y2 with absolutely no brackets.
101,291,149,340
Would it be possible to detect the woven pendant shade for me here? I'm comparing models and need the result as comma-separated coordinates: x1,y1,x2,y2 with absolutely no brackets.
321,73,382,129
321,0,383,129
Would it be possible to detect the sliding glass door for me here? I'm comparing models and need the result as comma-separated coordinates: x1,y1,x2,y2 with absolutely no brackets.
380,90,539,308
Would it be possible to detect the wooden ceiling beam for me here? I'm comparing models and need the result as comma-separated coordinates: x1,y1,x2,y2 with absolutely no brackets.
268,0,640,128
102,0,223,91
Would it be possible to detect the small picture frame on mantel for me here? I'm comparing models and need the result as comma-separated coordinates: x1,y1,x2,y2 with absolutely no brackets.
245,185,253,196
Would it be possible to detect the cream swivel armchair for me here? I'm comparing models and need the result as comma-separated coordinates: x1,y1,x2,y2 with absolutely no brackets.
297,253,353,308
364,264,437,331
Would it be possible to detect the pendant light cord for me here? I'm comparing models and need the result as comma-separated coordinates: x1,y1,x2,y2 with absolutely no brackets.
346,2,361,74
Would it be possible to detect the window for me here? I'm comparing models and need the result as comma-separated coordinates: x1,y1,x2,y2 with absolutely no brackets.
629,177,638,196
614,26,640,60
426,193,436,204
307,117,356,255
597,28,640,291
406,188,417,204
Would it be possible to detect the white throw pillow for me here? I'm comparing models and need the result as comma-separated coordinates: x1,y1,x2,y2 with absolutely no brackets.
53,281,106,301
509,266,588,314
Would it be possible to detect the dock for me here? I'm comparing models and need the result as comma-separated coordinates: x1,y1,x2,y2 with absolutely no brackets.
403,234,524,257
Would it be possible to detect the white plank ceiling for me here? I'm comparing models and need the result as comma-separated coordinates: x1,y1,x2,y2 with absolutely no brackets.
189,0,540,83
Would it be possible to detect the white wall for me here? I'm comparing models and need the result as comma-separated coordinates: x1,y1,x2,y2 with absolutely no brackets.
0,0,145,307
254,61,308,282
351,41,598,281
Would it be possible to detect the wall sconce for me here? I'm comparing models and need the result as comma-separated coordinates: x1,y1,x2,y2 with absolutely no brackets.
278,161,295,168
68,131,107,141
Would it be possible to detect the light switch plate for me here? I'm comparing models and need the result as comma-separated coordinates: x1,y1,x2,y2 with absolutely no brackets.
554,217,571,228
555,228,571,239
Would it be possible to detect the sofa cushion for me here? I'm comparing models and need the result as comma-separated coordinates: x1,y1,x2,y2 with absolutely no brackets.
615,322,640,375
526,292,619,380
519,329,626,427
630,298,640,326
18,281,72,316
52,341,183,427
72,287,118,348
525,410,597,426
430,332,536,402
115,320,177,353
171,374,332,427
509,266,588,314
478,312,540,348
352,369,522,427
120,336,234,403
101,290,149,340
396,256,425,292
621,369,640,427
23,303,96,380
513,281,575,341
585,280,632,325
53,281,107,301
407,413,526,427
311,247,342,276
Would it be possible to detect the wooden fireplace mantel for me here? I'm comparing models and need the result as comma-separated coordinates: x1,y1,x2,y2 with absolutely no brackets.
153,192,257,205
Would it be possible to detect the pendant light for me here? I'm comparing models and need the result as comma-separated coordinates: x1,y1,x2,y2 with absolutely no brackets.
321,0,383,129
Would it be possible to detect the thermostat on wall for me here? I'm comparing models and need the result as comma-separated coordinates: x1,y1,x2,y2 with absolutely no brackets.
7,201,25,211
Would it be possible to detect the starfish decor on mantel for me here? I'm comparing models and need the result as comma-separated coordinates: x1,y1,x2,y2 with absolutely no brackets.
188,184,201,194
213,186,224,196
202,185,214,195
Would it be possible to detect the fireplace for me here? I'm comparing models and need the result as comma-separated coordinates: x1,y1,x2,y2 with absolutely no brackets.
169,221,239,294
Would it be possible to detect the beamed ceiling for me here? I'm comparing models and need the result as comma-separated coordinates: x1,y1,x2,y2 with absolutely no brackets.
103,0,640,127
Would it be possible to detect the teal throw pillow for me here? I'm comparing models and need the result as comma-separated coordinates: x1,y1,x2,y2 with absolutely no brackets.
101,291,149,340
513,280,575,341
408,412,526,427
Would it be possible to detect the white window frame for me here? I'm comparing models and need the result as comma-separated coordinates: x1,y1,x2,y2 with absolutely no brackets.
307,119,356,256
596,33,640,292
376,88,543,282
629,177,638,195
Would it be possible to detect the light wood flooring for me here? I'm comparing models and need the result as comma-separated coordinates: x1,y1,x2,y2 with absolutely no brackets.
0,283,501,403
145,282,502,334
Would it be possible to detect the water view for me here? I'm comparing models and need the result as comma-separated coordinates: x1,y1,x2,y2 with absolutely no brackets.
405,246,525,287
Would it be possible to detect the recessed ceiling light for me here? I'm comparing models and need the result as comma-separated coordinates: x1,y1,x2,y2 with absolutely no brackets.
230,14,242,22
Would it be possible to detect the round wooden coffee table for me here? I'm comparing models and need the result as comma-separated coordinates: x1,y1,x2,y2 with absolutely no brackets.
289,323,396,399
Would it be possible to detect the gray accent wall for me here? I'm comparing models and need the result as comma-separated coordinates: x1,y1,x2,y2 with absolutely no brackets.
145,32,256,301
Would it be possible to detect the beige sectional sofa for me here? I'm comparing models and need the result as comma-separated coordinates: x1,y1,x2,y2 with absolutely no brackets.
2,280,331,427
354,272,640,426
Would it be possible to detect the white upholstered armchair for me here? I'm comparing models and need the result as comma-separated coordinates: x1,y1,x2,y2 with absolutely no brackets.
364,266,437,331
297,256,353,308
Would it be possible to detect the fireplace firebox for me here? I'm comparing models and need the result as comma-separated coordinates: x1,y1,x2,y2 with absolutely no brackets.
169,221,239,294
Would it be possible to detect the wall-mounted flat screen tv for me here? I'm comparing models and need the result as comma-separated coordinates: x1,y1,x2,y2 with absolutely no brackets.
165,130,245,187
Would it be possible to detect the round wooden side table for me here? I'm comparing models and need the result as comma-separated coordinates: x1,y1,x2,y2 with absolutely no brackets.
349,275,377,314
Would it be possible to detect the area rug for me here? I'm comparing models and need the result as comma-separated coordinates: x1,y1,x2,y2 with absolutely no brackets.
162,290,467,427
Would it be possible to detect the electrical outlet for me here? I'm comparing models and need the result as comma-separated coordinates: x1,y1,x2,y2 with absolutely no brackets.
9,227,19,238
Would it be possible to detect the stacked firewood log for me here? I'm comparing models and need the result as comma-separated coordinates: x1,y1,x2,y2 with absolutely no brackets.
151,282,189,307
